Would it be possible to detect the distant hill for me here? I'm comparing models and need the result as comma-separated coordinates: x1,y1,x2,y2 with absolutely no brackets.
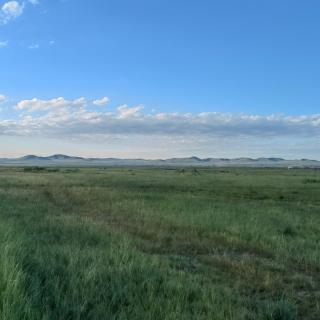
0,155,320,168
20,154,84,161
20,155,41,161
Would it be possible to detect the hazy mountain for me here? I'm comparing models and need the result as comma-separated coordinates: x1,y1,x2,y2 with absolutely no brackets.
20,154,84,161
0,155,319,168
20,155,41,160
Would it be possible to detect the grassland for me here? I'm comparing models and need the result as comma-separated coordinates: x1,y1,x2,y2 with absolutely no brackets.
0,167,319,319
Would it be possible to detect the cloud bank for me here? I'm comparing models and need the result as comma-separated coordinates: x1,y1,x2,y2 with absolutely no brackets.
2,96,318,138
0,96,319,158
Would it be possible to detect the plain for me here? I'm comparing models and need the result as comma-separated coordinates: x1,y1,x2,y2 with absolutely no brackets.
0,167,319,319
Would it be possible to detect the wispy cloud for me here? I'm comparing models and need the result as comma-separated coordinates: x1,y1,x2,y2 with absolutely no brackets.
28,44,39,49
0,94,6,103
0,40,8,47
28,0,39,5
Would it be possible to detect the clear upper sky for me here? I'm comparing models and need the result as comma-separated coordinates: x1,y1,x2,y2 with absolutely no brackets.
0,0,320,158
1,0,320,114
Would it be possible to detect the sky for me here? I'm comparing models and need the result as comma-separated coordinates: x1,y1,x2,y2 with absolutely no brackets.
0,0,320,159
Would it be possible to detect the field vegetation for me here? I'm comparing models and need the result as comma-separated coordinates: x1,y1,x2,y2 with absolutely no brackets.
0,167,319,319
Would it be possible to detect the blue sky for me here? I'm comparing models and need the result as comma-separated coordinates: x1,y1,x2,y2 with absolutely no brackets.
0,0,320,158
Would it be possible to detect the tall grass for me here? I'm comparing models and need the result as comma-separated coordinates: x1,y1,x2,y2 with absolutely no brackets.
0,167,319,319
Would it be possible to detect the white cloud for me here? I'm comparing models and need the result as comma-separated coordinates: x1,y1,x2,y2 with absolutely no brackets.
16,97,87,112
2,1,23,16
0,40,8,47
1,0,38,25
93,97,110,106
1,1,24,24
49,40,55,46
0,94,6,103
117,104,144,118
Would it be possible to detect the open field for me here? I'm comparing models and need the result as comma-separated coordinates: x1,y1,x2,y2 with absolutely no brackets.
0,167,319,319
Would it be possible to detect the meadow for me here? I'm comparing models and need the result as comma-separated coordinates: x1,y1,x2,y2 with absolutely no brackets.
0,167,319,319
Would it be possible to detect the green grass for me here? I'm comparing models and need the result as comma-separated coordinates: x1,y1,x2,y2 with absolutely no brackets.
0,167,319,319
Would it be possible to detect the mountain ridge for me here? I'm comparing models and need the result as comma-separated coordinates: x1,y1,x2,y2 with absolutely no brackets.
0,154,319,168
